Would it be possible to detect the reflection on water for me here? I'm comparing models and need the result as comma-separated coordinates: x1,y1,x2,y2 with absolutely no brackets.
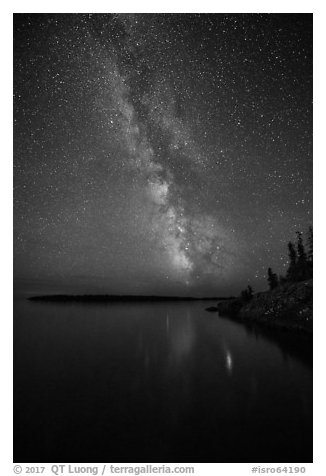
14,299,312,463
167,311,196,365
225,349,233,375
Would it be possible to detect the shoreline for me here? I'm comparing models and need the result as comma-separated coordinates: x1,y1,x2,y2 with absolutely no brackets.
212,279,313,334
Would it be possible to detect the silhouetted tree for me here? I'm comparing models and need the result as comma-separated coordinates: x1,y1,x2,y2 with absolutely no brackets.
286,241,297,281
267,267,279,290
245,227,313,295
307,226,313,263
296,231,310,280
241,285,253,302
305,226,313,279
285,231,311,282
296,231,307,261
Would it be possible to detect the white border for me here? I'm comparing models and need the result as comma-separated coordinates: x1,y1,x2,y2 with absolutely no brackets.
3,2,325,475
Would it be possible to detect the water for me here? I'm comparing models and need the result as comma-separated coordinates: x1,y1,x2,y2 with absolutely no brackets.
14,298,312,462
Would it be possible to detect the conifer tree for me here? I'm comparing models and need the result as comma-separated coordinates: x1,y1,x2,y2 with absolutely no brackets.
305,226,313,278
267,267,279,290
241,285,253,302
307,226,313,263
296,231,307,261
296,231,309,280
286,241,297,281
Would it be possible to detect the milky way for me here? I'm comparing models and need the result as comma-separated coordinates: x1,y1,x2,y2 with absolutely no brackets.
14,14,312,296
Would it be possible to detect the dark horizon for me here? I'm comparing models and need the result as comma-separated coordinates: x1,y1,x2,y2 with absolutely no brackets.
28,293,235,301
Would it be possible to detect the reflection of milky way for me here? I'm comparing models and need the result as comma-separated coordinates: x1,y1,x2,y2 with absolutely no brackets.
14,14,312,295
166,313,196,367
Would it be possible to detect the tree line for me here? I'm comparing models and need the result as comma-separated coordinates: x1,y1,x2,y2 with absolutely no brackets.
241,226,313,300
268,226,313,290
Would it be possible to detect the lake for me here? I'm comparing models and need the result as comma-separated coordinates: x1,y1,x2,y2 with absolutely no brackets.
14,298,312,463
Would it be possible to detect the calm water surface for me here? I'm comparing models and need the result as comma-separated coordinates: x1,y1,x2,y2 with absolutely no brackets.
14,299,312,462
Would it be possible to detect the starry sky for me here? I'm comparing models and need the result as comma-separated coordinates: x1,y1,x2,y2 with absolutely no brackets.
13,13,312,297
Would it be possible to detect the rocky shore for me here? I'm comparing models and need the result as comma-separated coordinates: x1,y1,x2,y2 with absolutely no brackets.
215,279,313,333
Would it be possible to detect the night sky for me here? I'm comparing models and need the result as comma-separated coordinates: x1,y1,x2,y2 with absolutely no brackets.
13,13,312,297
